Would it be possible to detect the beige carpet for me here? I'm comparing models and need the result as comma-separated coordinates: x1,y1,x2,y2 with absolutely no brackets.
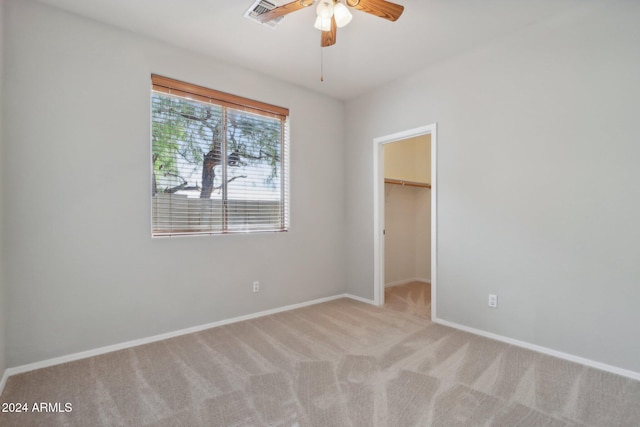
385,281,431,319
1,298,639,426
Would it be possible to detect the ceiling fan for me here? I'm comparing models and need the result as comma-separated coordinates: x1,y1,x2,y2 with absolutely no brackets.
256,0,404,47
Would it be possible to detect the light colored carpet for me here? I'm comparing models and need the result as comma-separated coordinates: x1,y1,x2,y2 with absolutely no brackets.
385,281,431,319
1,298,639,426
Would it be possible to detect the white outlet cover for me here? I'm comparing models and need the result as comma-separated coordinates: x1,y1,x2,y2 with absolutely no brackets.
488,294,498,308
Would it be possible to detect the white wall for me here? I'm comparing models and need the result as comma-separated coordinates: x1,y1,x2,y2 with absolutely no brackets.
414,186,430,281
3,0,345,367
0,0,6,379
384,184,430,285
346,1,640,373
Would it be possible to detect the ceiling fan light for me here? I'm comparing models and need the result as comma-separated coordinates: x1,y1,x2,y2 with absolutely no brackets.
316,0,334,19
314,16,333,31
333,3,352,28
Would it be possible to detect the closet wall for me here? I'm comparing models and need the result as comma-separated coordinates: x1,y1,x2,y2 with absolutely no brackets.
384,135,431,286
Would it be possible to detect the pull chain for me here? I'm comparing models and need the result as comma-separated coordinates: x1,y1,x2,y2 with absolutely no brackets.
320,47,324,82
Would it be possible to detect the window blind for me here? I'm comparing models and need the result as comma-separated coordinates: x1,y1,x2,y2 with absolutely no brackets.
151,75,289,237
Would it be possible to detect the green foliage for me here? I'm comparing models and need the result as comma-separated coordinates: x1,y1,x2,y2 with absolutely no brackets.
152,93,282,194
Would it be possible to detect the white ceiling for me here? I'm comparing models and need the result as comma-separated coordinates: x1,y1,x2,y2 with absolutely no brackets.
37,0,585,100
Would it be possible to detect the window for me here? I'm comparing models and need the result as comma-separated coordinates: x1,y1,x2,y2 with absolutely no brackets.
151,75,289,237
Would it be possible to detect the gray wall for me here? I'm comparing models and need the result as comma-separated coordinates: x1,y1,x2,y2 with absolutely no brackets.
0,0,6,378
345,2,640,372
4,0,346,366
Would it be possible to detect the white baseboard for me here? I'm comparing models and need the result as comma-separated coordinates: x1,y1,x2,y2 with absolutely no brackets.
344,293,377,306
433,317,640,382
0,293,354,396
5,295,635,398
0,369,8,398
385,278,431,288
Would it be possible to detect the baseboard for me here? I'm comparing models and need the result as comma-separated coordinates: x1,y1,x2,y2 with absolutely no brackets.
385,278,431,288
1,293,351,387
433,317,640,382
10,295,634,397
344,293,377,306
0,368,8,398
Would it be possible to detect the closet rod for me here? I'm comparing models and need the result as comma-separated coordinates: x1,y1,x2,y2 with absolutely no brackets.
384,178,431,189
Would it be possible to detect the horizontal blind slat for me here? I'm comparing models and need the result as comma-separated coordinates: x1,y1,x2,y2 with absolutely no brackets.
151,79,289,237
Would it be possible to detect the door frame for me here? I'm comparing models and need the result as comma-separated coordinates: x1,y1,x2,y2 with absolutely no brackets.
373,124,437,319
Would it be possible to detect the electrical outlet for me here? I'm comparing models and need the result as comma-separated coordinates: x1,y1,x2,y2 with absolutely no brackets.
252,281,260,293
488,294,498,308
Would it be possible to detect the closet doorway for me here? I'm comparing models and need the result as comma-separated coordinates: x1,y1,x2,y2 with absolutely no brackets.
373,124,437,320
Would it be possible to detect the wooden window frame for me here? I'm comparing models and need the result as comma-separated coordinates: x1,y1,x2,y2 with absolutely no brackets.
151,75,288,120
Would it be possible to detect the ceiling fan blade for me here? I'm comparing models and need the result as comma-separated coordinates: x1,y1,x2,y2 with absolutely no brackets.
346,0,404,22
321,16,337,47
255,0,314,24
